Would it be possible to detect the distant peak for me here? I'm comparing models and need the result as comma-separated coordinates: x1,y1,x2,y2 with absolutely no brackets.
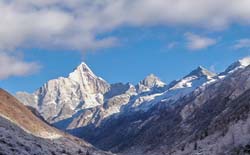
143,74,161,82
185,66,216,78
145,74,158,80
223,56,250,74
140,74,165,88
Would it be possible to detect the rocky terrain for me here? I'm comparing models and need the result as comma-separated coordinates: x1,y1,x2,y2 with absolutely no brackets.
0,89,113,155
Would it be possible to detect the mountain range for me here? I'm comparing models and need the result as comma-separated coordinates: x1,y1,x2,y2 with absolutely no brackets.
16,62,217,128
9,56,250,154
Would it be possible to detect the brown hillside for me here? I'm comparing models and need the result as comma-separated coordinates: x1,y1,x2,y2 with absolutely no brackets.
0,88,61,138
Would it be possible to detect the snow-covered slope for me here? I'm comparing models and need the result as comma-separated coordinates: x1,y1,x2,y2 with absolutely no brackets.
125,66,217,111
162,66,216,101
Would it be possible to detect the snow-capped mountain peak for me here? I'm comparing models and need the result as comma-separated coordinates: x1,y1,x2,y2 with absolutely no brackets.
68,62,110,94
17,62,110,123
69,62,96,81
140,74,165,88
184,66,216,79
168,66,216,91
136,74,165,93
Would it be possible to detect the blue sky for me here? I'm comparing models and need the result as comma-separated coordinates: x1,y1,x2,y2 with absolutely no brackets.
2,25,250,94
1,1,250,94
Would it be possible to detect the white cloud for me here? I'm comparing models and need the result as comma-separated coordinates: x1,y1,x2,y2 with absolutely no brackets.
185,32,217,50
233,39,250,49
1,0,250,52
1,0,250,79
0,53,41,80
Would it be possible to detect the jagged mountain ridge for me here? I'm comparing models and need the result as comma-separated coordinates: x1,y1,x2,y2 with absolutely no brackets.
0,89,113,155
16,61,217,131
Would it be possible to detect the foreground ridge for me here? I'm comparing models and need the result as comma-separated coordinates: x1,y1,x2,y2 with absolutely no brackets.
0,89,113,155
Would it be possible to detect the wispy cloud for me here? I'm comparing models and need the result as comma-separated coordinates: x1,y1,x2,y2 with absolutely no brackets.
233,39,250,49
0,53,41,80
209,65,217,73
167,42,178,49
185,32,217,50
